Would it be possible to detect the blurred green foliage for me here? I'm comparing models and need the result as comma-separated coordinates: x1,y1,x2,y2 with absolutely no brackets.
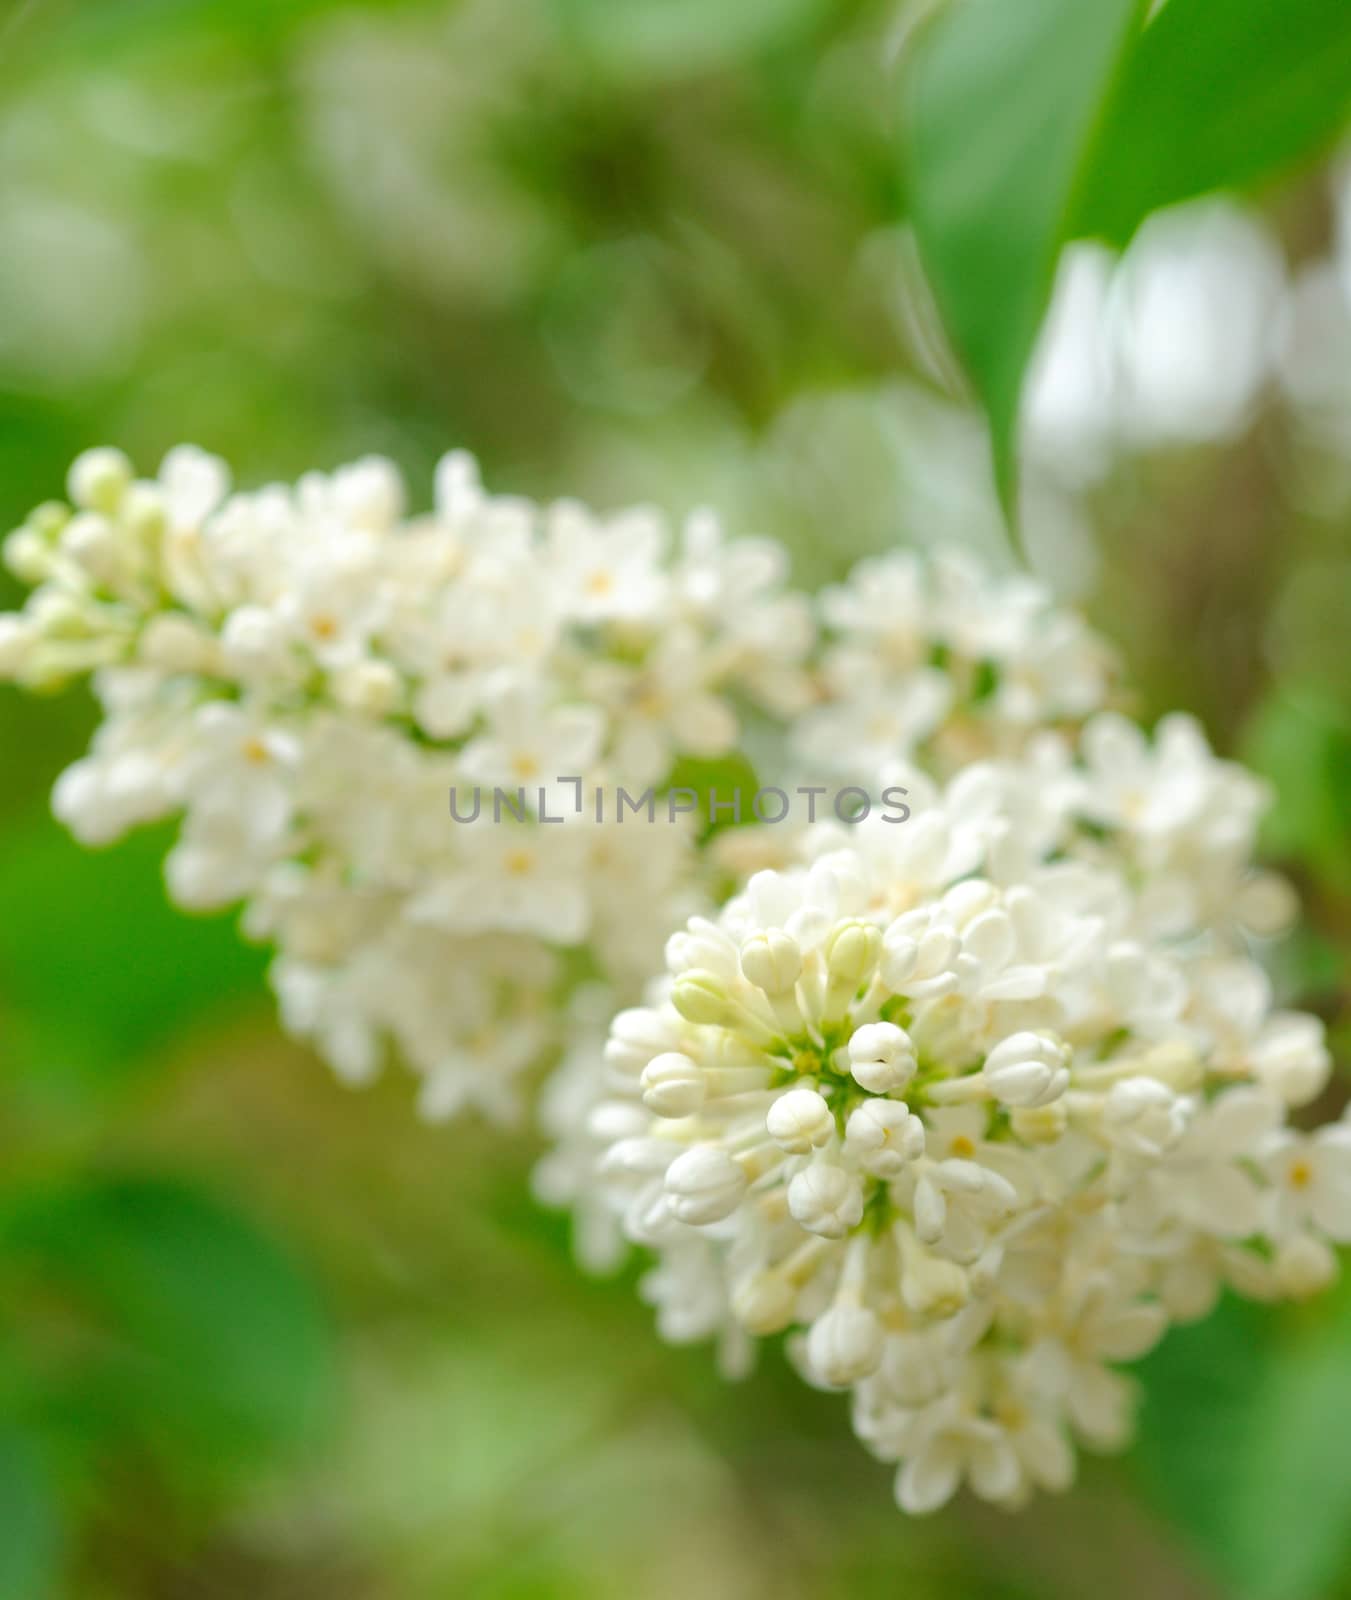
0,0,1347,1596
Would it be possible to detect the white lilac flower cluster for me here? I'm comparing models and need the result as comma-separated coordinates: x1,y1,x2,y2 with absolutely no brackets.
573,735,1344,1513
795,549,1117,783
0,445,813,1119
0,443,1342,1517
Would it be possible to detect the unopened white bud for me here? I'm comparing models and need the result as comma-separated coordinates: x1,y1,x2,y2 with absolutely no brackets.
879,931,917,986
1009,1100,1068,1144
327,456,404,531
847,1021,917,1094
601,1137,678,1179
740,929,802,995
666,921,734,976
806,1303,883,1386
732,1271,797,1335
930,1158,1017,1211
27,500,69,537
943,878,998,925
68,447,132,514
0,615,33,677
766,1088,835,1153
665,1145,748,1224
641,1052,706,1117
1137,1040,1205,1094
61,513,123,588
982,1031,1070,1108
1237,871,1298,938
604,1007,676,1075
1102,1077,1186,1157
898,1231,970,1318
787,1163,863,1238
912,1173,947,1243
1251,1013,1331,1107
585,1101,649,1142
844,1099,925,1177
30,591,94,636
5,527,55,583
880,1331,948,1407
220,605,291,677
139,614,214,673
825,920,882,986
121,483,166,539
882,924,961,996
1274,1232,1338,1299
671,971,730,1026
330,659,402,716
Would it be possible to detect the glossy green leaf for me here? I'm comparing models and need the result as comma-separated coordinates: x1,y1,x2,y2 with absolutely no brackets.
1075,0,1351,246
906,0,1351,524
906,0,1144,518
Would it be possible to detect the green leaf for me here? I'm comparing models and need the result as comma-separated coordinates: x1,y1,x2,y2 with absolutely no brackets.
1075,0,1351,247
1136,1289,1351,1600
2,1176,336,1478
906,0,1351,522
906,0,1144,519
1223,1294,1351,1600
1133,1294,1276,1573
0,813,267,1067
1243,683,1351,893
0,1425,62,1600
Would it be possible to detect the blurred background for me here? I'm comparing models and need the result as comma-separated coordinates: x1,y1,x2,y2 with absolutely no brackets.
0,2,1349,1596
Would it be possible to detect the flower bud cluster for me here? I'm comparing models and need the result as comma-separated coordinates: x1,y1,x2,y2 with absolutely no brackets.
0,446,813,1115
574,768,1343,1513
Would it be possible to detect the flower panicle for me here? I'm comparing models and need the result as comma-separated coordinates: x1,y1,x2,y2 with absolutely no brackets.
568,772,1340,1514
